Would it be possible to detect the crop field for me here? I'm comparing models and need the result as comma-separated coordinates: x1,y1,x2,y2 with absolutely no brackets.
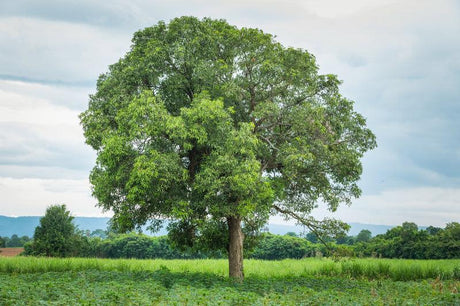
0,248,24,257
0,257,459,305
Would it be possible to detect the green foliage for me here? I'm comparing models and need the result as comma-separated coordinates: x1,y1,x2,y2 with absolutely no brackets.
3,234,29,247
10,219,458,261
89,233,206,259
90,229,108,239
0,234,30,248
355,222,460,259
356,229,372,243
0,257,459,305
24,204,84,257
335,234,356,245
305,232,319,243
47,231,350,260
0,234,31,249
251,233,313,259
80,16,376,258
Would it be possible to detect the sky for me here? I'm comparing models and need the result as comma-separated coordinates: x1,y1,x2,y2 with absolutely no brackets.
0,0,459,227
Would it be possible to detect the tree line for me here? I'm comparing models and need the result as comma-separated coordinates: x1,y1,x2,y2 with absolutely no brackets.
0,235,31,248
352,222,460,259
16,205,460,260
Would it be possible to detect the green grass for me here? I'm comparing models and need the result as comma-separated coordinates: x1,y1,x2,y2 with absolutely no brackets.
1,257,459,281
0,257,459,304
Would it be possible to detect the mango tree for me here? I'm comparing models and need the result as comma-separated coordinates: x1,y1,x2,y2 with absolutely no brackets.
80,16,376,280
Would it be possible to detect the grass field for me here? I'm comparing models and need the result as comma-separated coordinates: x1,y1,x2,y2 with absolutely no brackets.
0,257,459,304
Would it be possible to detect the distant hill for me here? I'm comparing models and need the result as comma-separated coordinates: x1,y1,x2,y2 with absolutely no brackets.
0,215,396,238
0,216,111,237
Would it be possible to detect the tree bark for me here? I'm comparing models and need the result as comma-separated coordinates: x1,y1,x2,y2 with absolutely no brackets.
227,216,244,281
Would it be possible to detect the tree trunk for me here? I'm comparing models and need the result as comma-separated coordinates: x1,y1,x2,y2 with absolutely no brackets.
227,216,244,281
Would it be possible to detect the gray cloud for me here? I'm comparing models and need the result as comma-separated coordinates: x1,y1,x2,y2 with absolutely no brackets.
0,17,130,86
0,0,137,28
0,80,91,110
0,1,311,87
338,54,367,67
0,75,94,88
0,165,89,180
311,1,460,194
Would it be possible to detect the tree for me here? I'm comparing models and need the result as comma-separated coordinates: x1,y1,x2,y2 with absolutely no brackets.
90,229,108,239
356,229,372,243
26,204,79,257
437,222,460,258
426,226,442,236
5,234,30,247
336,235,356,245
305,232,319,243
80,17,376,280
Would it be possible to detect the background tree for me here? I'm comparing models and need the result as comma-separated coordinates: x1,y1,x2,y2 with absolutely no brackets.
336,235,356,245
90,229,108,239
426,226,442,236
250,233,312,260
25,204,80,257
80,17,376,280
305,232,319,244
0,235,31,248
435,222,460,258
356,229,372,243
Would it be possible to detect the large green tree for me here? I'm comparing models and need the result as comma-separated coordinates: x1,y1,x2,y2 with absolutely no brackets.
80,17,376,280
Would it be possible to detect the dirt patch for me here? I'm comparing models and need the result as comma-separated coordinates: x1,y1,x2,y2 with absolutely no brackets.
0,248,24,257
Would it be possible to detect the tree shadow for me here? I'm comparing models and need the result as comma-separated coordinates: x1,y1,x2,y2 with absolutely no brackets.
89,268,365,296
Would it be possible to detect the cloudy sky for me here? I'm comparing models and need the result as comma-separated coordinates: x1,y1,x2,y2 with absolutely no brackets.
1,0,459,227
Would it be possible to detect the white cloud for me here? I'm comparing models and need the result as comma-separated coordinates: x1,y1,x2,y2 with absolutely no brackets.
0,83,84,149
0,86,79,126
270,186,460,227
300,0,399,18
332,187,460,227
0,177,110,217
0,81,95,174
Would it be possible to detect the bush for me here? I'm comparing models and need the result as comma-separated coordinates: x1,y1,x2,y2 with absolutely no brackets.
250,233,313,260
85,233,206,259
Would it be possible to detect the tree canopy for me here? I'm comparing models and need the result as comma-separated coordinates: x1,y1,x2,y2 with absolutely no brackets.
80,16,376,279
356,229,372,243
25,204,79,257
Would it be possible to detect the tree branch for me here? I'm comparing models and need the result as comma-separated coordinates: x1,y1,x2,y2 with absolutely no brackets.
271,204,333,251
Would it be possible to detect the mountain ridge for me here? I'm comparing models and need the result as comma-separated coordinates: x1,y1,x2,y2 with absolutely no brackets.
0,215,399,238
